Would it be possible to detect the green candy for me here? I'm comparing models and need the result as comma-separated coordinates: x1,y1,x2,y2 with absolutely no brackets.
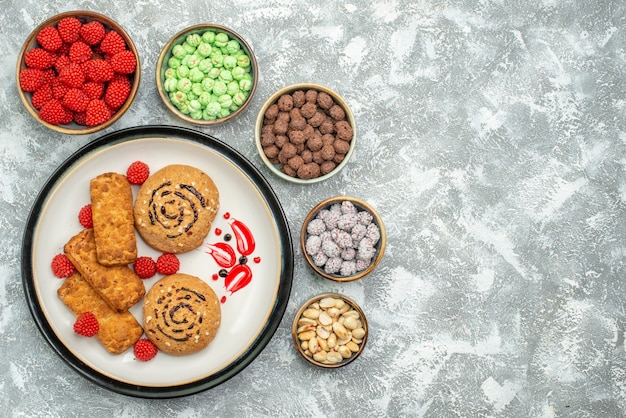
191,82,204,96
189,67,204,83
186,33,201,47
213,81,227,96
232,91,247,106
169,91,186,106
167,57,181,69
176,65,190,79
198,92,211,106
198,58,213,73
164,67,177,79
182,54,200,68
172,44,186,59
176,78,192,92
177,102,190,114
196,42,212,57
239,78,252,92
226,81,239,96
214,32,229,47
226,40,240,54
201,31,216,44
219,69,233,83
218,94,232,109
210,49,224,67
182,41,196,54
236,54,250,69
188,99,202,112
207,68,221,79
231,66,246,81
202,108,216,120
223,55,237,70
205,101,221,116
201,77,215,92
219,107,230,118
163,77,178,92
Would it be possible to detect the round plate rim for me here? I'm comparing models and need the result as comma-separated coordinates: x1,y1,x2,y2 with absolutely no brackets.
20,124,293,398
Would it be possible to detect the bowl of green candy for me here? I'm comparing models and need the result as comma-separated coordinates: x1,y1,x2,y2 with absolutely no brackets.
156,24,258,125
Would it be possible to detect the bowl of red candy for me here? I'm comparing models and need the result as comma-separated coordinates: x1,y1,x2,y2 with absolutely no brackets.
16,11,140,134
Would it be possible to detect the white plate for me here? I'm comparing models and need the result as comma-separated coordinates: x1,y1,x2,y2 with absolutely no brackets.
22,126,293,398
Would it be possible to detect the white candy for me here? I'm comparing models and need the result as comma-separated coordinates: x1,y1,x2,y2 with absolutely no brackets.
307,218,326,235
337,213,357,231
357,210,373,225
305,235,322,255
324,256,342,274
307,200,380,277
341,200,357,214
312,251,328,267
366,223,380,244
351,223,367,241
322,239,341,258
339,260,356,276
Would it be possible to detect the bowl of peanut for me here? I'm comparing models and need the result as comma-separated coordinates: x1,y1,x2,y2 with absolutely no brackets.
255,83,356,183
300,196,386,282
292,293,368,368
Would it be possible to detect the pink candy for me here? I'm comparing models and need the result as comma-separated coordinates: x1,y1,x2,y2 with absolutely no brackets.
337,213,357,230
307,218,326,235
324,256,342,274
306,200,380,276
305,235,322,255
331,228,353,249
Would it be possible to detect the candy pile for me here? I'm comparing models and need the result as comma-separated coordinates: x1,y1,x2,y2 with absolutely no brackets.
304,200,380,277
260,88,354,180
162,30,254,121
18,16,137,126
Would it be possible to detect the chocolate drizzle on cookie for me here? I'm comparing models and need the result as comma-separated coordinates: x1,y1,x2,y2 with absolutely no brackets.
147,181,206,239
135,165,219,254
143,273,221,355
153,287,207,343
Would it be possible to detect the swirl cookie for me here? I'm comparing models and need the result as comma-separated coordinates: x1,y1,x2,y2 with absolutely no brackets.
143,274,221,356
134,164,219,253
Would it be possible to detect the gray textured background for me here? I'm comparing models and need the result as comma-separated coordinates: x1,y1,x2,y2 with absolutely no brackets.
2,0,626,417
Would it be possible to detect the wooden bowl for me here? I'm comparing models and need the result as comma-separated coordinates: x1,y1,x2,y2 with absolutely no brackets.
16,10,140,134
292,293,368,368
255,83,356,183
156,24,258,125
300,196,386,282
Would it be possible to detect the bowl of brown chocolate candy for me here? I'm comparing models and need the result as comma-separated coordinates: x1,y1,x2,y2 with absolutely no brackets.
255,83,356,184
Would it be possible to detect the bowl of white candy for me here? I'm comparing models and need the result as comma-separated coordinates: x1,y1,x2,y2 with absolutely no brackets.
300,196,386,282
